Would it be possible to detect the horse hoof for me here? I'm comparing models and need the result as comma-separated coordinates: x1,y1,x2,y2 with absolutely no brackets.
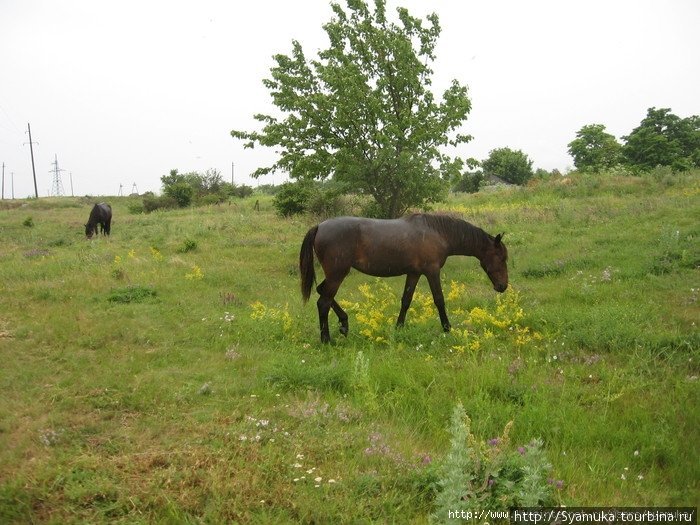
339,326,348,337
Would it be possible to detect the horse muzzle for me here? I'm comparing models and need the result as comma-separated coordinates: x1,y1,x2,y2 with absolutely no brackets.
493,282,508,293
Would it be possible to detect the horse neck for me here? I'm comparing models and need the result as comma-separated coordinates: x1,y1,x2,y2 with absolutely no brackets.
446,222,490,258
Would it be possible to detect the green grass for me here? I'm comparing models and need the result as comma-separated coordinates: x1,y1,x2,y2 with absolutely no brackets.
0,173,698,522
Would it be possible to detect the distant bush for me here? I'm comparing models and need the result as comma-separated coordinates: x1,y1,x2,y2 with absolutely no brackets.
453,171,484,193
164,182,194,207
306,184,354,219
127,202,144,214
256,184,281,196
143,194,178,213
198,193,227,206
229,184,254,198
272,181,354,218
22,216,34,227
273,181,314,217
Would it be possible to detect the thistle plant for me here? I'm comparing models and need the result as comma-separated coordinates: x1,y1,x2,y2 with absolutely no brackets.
432,403,560,523
351,351,378,413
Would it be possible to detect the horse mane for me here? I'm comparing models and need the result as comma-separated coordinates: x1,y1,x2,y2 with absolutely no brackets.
412,213,491,253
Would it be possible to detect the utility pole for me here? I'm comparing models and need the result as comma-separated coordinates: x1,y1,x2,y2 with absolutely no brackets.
49,154,65,196
25,123,39,198
118,183,123,196
131,182,138,195
69,172,74,197
231,162,234,185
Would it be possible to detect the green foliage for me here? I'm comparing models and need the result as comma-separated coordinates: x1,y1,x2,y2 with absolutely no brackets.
156,168,245,210
305,181,356,219
481,147,534,185
142,193,178,213
163,181,194,208
567,124,622,172
622,107,700,171
453,170,484,193
22,216,34,227
271,180,353,218
228,184,254,199
232,0,471,218
272,181,314,217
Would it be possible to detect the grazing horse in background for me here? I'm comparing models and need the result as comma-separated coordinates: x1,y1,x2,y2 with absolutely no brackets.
85,202,112,238
300,213,509,343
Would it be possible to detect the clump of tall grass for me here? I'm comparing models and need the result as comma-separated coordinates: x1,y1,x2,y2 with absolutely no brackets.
107,285,157,304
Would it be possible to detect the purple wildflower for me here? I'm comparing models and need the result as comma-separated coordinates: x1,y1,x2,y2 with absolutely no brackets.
518,446,527,455
488,438,500,447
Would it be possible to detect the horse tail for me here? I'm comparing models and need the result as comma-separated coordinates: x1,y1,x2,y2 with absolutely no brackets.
300,225,318,304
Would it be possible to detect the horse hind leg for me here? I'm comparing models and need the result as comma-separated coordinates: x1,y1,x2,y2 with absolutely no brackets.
331,300,349,336
316,276,347,343
426,271,451,332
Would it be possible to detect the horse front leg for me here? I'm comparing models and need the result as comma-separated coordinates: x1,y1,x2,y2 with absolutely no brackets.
396,273,420,327
426,272,450,332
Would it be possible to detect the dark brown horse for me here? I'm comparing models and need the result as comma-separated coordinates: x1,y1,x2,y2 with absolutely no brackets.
300,213,509,343
85,202,112,238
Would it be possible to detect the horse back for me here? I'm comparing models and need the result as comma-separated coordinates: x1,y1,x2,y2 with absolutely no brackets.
90,202,112,221
315,216,448,277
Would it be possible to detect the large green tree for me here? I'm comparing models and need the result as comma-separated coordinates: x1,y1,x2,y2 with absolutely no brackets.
481,148,533,185
567,124,621,172
622,107,700,171
231,0,472,218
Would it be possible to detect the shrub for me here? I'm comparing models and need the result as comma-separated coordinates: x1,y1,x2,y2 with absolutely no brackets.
230,184,254,198
453,171,484,193
164,182,194,207
142,194,178,213
273,181,313,217
306,184,353,219
127,201,144,214
22,216,34,227
177,239,198,253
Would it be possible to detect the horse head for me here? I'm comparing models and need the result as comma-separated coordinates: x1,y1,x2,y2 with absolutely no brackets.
480,233,508,292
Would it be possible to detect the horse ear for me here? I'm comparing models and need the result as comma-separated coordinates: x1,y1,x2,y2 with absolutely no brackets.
495,233,504,245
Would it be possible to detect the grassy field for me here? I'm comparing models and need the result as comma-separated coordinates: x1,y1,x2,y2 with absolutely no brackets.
0,172,698,523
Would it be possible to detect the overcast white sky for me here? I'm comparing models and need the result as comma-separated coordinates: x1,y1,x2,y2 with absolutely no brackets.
1,0,698,198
